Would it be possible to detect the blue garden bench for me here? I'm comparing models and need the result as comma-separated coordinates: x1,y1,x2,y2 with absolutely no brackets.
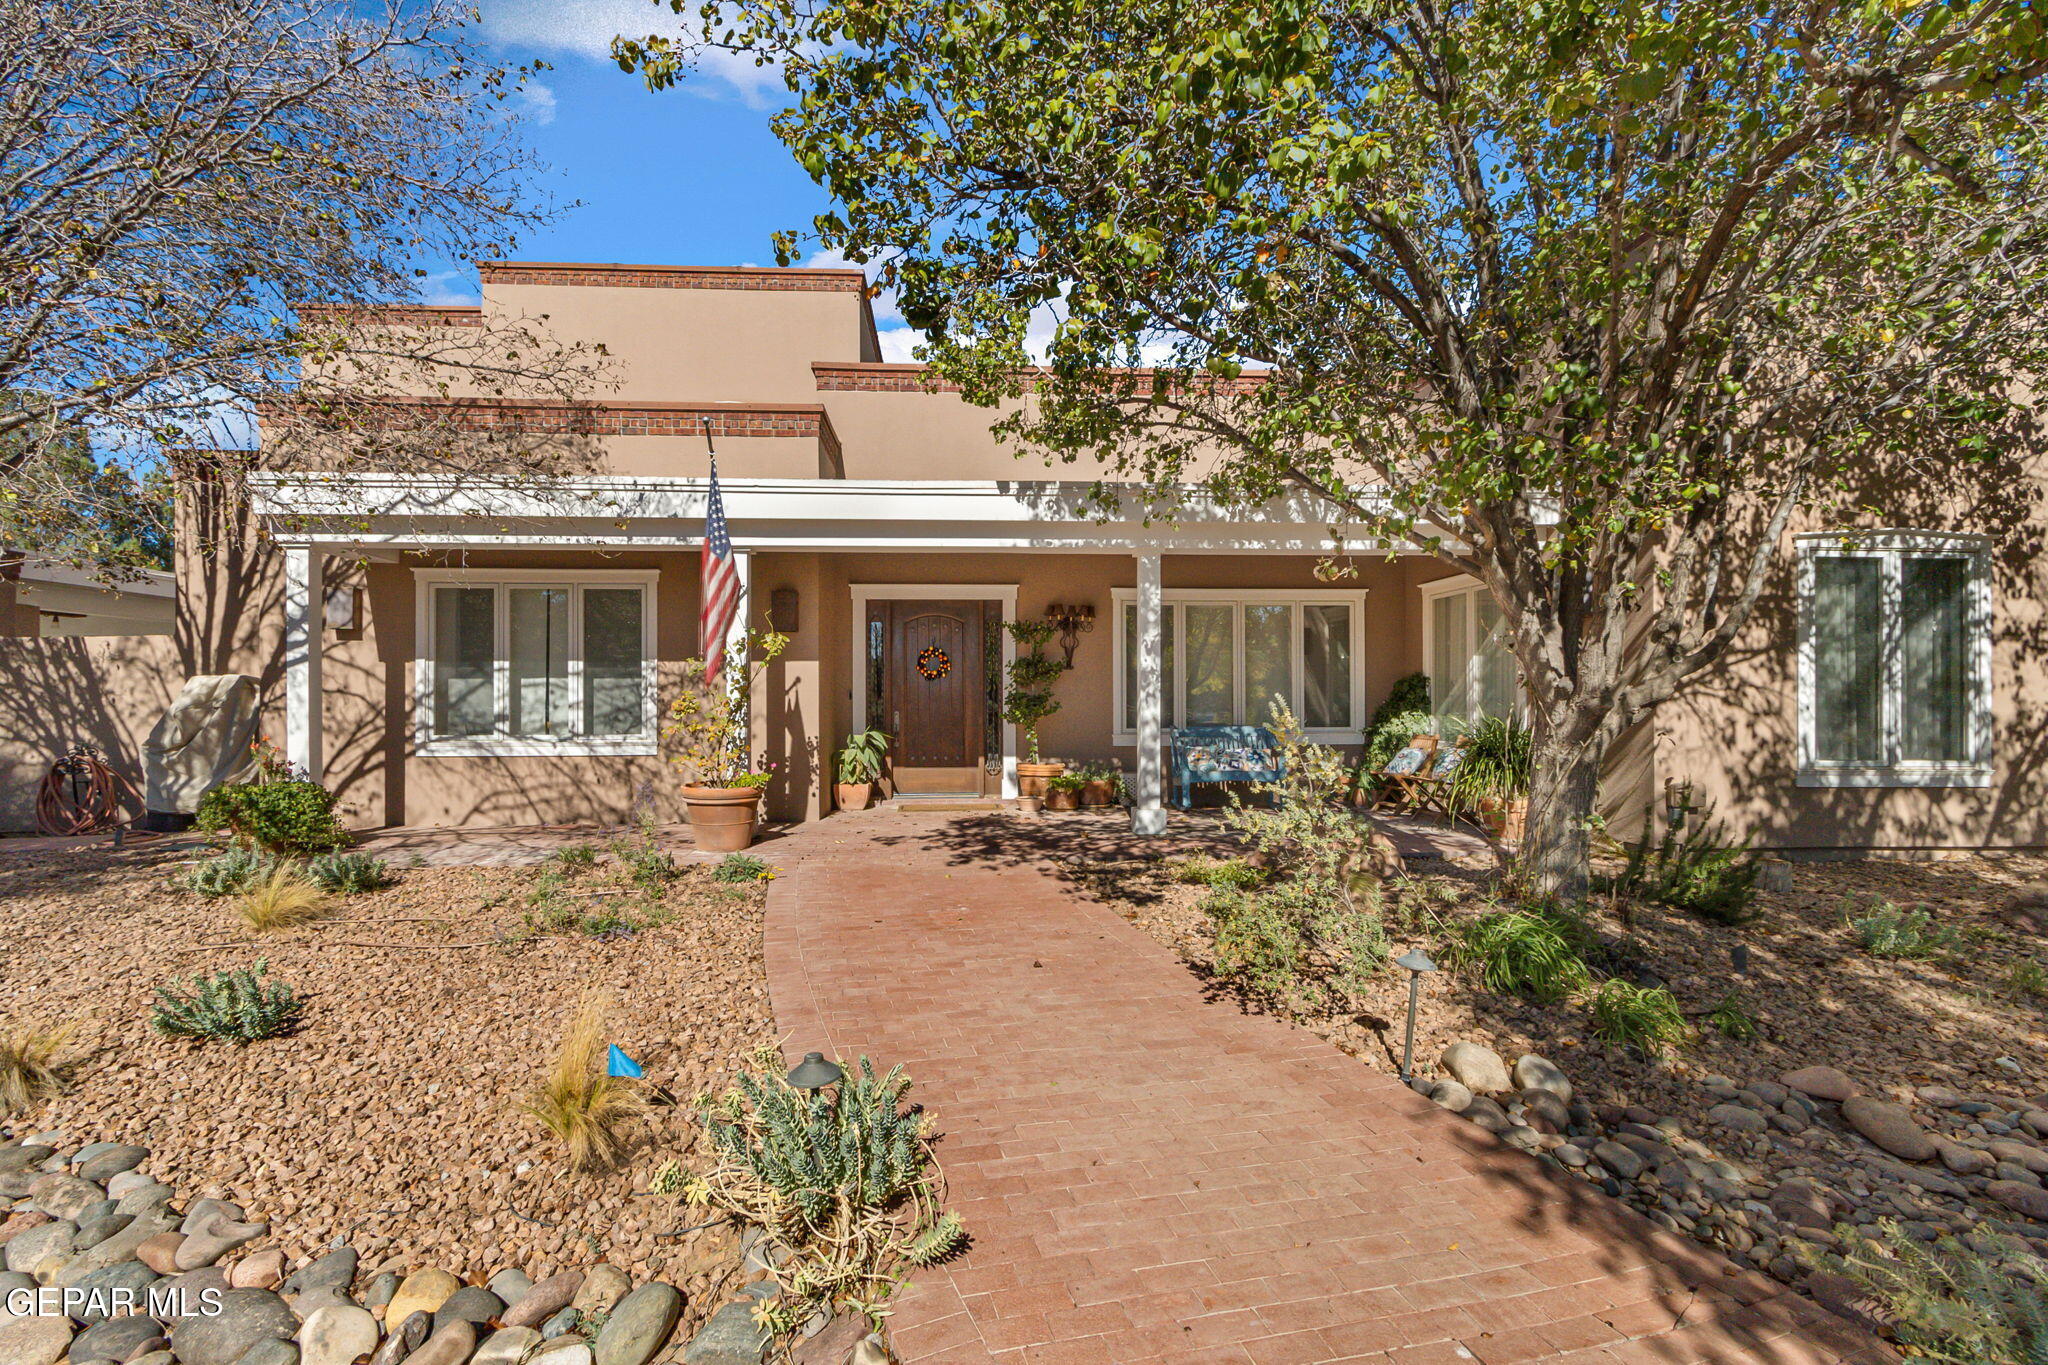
1167,725,1286,809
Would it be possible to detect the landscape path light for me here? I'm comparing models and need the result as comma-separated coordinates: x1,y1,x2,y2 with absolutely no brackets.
1394,949,1439,1084
787,1051,844,1094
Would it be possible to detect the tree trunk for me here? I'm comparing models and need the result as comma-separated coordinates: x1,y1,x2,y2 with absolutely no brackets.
1519,730,1605,902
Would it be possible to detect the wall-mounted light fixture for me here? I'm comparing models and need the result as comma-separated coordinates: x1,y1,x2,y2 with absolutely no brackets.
1044,602,1096,669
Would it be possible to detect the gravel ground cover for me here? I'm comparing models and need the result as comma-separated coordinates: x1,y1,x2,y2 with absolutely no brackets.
0,837,772,1315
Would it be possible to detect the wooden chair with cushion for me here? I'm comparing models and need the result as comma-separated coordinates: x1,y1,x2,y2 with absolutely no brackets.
1368,733,1440,813
1410,737,1468,821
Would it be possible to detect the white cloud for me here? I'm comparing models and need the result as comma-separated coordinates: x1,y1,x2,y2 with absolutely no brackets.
419,270,483,306
876,327,921,363
514,81,558,126
475,0,787,107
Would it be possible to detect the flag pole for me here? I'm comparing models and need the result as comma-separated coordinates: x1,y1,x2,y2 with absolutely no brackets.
702,418,751,774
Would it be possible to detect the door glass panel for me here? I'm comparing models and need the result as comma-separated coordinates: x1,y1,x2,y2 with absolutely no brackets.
1182,604,1235,725
1244,604,1293,727
1473,594,1517,720
1302,604,1352,729
1430,592,1470,720
1900,556,1970,762
1121,602,1177,731
432,587,496,738
1812,557,1884,763
583,587,645,737
508,587,571,738
866,612,886,732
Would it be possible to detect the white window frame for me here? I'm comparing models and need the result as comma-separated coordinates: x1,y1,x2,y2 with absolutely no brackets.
413,568,660,757
1419,575,1522,724
1109,587,1367,743
1795,531,1992,789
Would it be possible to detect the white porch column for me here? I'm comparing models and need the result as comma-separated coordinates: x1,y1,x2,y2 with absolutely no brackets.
1131,549,1167,835
282,543,324,783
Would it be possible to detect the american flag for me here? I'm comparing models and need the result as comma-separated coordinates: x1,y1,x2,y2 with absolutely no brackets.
700,454,742,683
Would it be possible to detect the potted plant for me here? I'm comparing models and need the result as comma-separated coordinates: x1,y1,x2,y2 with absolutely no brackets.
1045,771,1087,812
1445,715,1533,843
665,629,789,852
1075,761,1119,808
1003,618,1067,799
834,729,889,812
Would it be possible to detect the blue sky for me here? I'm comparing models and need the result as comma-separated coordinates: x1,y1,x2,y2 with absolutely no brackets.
445,0,930,354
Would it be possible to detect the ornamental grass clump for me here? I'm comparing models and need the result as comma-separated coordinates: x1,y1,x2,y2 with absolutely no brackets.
233,864,329,934
1603,802,1762,925
0,1022,79,1114
1589,980,1689,1053
151,960,301,1044
1822,1222,2048,1365
682,1048,966,1333
1447,907,1593,1003
520,992,647,1171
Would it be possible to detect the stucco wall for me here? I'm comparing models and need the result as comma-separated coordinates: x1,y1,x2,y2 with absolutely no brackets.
0,635,185,832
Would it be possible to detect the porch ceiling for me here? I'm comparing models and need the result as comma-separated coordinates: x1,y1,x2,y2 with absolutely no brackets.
248,473,1473,554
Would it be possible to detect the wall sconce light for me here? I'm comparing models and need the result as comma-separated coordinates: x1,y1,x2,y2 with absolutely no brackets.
323,585,361,632
1045,602,1096,669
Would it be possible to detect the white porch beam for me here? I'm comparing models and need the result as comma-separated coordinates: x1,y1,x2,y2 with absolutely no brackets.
282,543,324,782
729,549,753,769
1131,550,1167,835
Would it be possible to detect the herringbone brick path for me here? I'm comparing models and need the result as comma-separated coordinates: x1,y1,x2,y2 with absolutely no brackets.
763,811,1885,1364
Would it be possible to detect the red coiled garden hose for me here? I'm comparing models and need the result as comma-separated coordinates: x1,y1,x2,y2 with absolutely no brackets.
34,746,137,836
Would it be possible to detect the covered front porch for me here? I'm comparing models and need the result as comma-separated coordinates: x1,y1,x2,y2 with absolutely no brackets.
249,475,1490,833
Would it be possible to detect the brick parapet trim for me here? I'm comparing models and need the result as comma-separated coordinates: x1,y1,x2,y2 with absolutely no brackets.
479,262,866,293
261,397,840,445
295,304,484,327
811,361,1272,396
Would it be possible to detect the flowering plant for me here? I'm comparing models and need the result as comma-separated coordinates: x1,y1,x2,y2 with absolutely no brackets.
666,629,789,789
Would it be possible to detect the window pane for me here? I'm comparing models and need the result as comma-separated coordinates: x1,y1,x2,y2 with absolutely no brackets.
1183,604,1235,725
1244,604,1293,727
1812,557,1883,764
1121,602,1176,731
1901,556,1971,763
583,588,646,737
1430,592,1470,719
508,587,570,738
432,587,496,738
1303,604,1353,729
1473,595,1517,720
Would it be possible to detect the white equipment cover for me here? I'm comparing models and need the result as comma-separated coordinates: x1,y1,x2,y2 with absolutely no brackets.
145,674,262,814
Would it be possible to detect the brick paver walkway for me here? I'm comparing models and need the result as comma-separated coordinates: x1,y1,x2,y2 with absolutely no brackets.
764,811,1884,1365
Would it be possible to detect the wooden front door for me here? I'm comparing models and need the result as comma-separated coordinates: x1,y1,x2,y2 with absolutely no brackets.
875,600,989,795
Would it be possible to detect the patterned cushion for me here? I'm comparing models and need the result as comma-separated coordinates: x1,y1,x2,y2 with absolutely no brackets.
1384,746,1429,775
1430,747,1464,778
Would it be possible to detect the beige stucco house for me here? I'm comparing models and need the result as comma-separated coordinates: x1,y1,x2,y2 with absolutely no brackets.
7,258,2042,854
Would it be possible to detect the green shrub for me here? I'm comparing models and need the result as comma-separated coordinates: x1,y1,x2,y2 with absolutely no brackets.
181,847,272,898
1447,908,1593,1003
1604,804,1761,925
1589,980,1688,1053
712,853,771,883
684,1050,966,1331
1443,714,1533,811
1359,672,1432,775
195,779,348,855
1823,1222,2048,1365
307,851,391,894
2005,958,2048,1002
1848,900,1960,959
150,960,302,1044
1707,992,1758,1041
551,844,600,868
609,834,678,892
1203,706,1390,1004
1172,855,1264,889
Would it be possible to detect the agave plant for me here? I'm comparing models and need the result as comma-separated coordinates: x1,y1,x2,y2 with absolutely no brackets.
680,1048,965,1332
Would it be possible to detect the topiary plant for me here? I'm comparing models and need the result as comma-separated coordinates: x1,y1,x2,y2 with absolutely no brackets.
150,960,302,1044
681,1049,965,1332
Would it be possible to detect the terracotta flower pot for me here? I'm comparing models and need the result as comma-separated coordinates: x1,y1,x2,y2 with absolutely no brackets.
1016,761,1066,798
1481,796,1529,844
835,781,874,812
681,785,763,852
1046,787,1081,812
1080,779,1115,808
1015,794,1044,816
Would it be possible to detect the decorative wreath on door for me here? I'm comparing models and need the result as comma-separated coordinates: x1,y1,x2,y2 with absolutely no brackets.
916,645,951,680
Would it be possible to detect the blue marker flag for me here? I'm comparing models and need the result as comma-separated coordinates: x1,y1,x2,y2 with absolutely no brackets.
607,1045,644,1079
